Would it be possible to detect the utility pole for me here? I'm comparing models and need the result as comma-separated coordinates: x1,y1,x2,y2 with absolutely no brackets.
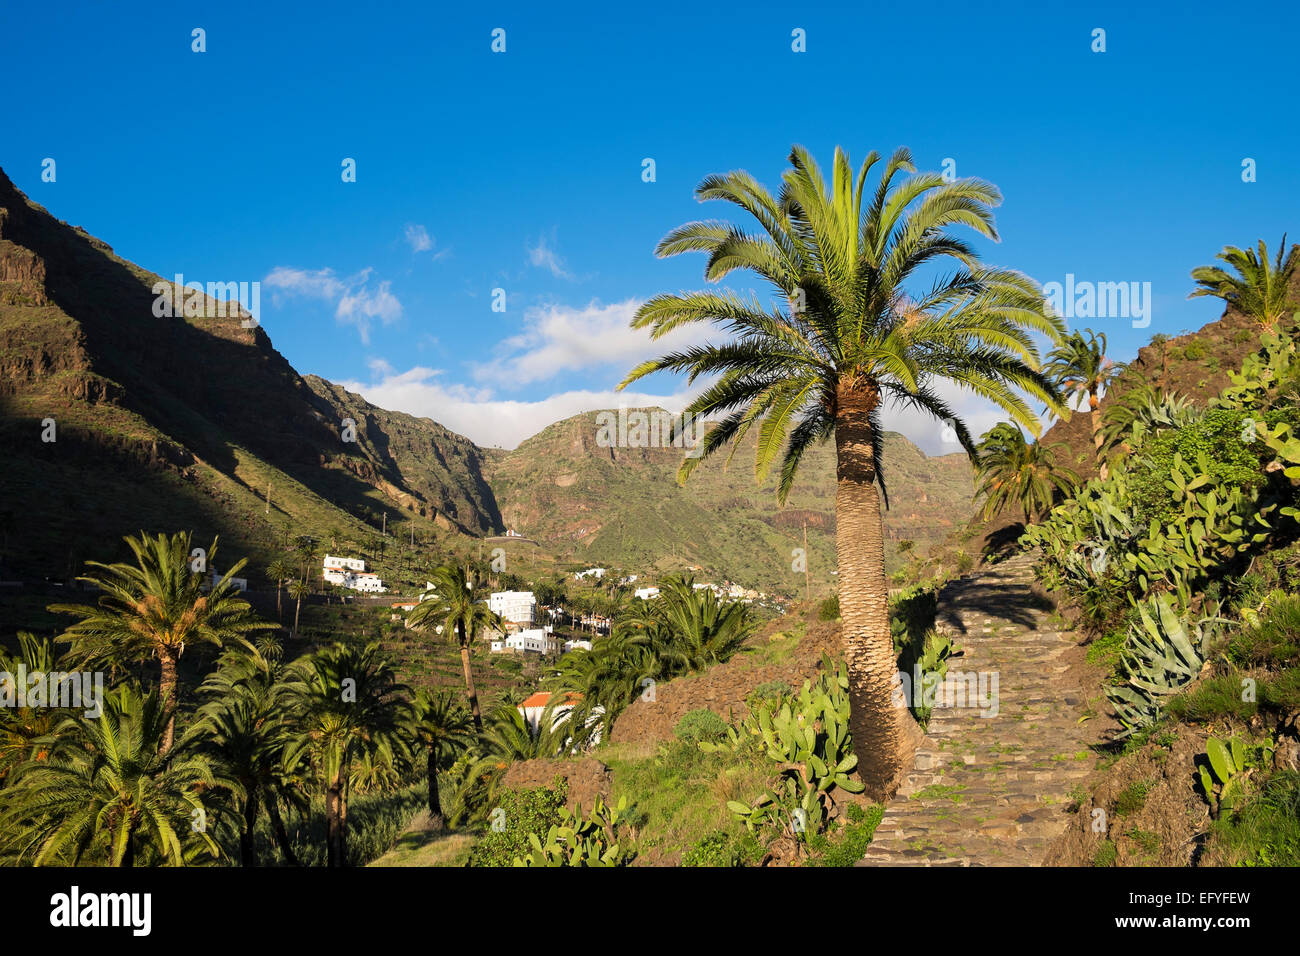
803,520,810,606
265,482,271,514
381,512,386,537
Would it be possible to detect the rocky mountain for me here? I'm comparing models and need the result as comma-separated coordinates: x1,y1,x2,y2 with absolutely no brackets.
0,166,498,582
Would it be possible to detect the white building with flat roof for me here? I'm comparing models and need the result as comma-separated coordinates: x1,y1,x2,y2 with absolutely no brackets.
490,626,557,655
634,586,660,601
322,555,386,593
489,590,536,625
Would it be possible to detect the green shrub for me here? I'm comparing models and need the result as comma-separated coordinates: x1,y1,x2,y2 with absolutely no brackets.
1183,340,1208,361
674,708,729,745
1128,407,1282,524
467,777,568,867
1092,839,1117,867
1207,771,1300,866
1113,780,1152,817
681,829,763,867
805,803,884,867
1230,595,1300,667
747,680,792,708
817,593,840,621
1086,628,1128,677
1167,675,1258,722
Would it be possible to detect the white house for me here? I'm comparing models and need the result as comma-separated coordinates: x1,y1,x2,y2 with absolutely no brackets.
490,626,558,655
489,590,536,625
574,567,606,581
208,569,247,593
563,638,594,653
323,554,366,574
517,691,605,746
322,555,386,593
634,586,660,601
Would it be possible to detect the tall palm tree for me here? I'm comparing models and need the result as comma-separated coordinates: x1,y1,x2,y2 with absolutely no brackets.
408,690,474,830
51,531,274,754
294,536,321,589
1189,236,1299,327
619,145,1064,798
283,642,409,867
974,423,1078,524
267,558,294,621
287,580,309,639
406,565,502,732
1043,329,1126,475
1,684,226,866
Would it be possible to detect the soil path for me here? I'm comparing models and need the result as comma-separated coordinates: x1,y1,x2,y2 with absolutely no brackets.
859,553,1101,866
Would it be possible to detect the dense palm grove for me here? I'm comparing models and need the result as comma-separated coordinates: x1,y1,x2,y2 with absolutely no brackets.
0,530,760,866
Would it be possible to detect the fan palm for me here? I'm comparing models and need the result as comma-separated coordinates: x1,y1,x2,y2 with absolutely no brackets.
408,689,474,830
619,145,1065,797
1043,329,1126,473
50,531,274,754
1189,236,1299,327
282,642,409,867
975,423,1078,523
406,564,502,731
1,684,226,866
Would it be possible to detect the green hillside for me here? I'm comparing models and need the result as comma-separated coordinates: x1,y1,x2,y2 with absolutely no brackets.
485,409,973,598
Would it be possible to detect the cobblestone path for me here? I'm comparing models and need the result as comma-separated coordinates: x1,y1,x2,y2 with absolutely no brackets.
859,554,1099,866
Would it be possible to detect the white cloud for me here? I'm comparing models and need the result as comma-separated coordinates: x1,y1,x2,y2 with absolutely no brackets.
404,224,450,260
526,231,573,279
473,298,713,387
337,365,695,449
404,224,433,253
263,266,403,345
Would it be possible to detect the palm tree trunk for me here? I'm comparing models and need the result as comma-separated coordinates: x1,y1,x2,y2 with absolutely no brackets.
1090,391,1107,479
427,749,445,831
459,622,483,732
276,581,283,619
159,649,179,755
325,781,343,867
241,786,260,866
266,796,300,866
294,595,303,637
833,379,924,802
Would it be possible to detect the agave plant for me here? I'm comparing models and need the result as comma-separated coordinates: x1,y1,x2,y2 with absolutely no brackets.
1098,384,1198,460
1107,595,1228,737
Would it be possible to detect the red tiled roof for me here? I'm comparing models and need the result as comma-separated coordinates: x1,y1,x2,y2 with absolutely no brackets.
518,691,583,709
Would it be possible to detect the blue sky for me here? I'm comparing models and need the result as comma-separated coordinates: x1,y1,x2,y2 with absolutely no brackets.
4,0,1297,452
